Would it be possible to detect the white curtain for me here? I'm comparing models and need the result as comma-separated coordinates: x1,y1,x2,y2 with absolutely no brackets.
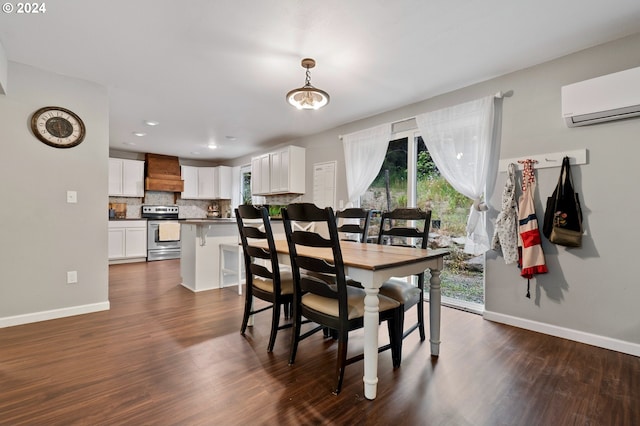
342,123,392,205
416,96,499,255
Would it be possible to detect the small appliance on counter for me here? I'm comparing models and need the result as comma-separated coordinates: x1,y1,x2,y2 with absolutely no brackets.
207,205,220,218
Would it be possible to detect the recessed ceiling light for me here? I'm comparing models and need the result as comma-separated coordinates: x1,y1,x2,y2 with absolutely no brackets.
208,144,218,150
191,151,201,155
144,120,159,126
225,136,237,141
123,142,136,146
132,132,146,137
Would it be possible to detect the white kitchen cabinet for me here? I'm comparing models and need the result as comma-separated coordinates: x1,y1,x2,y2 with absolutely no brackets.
180,165,199,199
269,149,288,193
181,165,232,200
108,227,126,259
125,227,147,258
108,220,147,262
109,158,144,197
251,146,305,195
197,167,216,199
251,154,271,195
215,166,232,199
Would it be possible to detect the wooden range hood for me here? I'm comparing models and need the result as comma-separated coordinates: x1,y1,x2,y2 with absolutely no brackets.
144,153,184,192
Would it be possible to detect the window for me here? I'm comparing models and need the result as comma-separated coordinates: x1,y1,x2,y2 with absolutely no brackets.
240,164,252,205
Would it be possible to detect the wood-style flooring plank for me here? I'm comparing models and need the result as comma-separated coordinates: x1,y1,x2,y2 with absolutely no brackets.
0,259,638,425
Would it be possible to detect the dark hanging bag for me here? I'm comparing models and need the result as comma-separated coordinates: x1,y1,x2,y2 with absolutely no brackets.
543,156,583,247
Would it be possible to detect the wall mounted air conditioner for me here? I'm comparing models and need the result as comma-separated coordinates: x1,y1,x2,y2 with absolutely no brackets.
561,66,640,127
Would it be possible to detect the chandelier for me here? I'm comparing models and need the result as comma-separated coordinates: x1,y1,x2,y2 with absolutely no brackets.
286,58,330,110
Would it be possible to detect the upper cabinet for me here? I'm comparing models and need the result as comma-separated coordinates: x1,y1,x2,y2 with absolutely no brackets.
109,158,144,197
251,145,305,195
181,165,232,200
180,165,199,199
251,154,271,195
215,166,232,199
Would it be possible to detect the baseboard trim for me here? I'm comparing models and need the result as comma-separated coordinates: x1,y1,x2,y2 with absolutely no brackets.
179,282,216,293
483,310,640,357
0,302,111,328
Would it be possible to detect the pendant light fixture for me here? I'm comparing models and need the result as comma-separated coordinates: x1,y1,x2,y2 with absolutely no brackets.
286,58,330,110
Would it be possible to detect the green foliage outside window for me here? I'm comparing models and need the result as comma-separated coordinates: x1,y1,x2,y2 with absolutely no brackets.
417,150,439,179
363,139,471,235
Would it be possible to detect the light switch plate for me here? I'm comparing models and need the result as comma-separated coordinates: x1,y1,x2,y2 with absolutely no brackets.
67,271,78,284
67,190,77,203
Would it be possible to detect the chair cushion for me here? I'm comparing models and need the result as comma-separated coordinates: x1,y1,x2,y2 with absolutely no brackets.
252,270,294,295
302,286,400,320
379,278,422,305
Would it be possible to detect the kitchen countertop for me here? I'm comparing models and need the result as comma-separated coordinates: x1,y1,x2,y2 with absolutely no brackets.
109,218,147,221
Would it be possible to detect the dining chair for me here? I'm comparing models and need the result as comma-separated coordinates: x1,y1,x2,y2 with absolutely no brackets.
235,204,294,352
305,207,373,290
376,208,432,357
335,208,373,243
282,203,402,395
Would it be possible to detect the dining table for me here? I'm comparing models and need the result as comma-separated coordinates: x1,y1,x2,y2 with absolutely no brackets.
254,238,449,400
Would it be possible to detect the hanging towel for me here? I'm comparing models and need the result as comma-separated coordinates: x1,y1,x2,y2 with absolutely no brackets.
517,160,547,297
492,163,518,264
159,222,181,241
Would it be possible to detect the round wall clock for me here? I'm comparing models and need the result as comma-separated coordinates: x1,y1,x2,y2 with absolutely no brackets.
30,106,86,148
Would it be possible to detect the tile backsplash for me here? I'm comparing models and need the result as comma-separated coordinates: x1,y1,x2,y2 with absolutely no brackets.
109,191,232,219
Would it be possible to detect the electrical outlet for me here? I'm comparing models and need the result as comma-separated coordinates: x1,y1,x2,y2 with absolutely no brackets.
67,271,78,284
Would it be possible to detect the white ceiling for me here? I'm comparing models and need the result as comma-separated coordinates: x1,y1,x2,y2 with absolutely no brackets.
2,0,640,161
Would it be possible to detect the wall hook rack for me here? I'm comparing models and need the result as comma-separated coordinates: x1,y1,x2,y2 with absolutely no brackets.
499,149,587,172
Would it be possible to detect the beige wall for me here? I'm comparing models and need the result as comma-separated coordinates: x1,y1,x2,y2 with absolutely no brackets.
229,33,640,355
0,62,109,324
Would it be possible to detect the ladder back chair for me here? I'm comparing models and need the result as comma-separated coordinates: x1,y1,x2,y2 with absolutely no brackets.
305,207,373,291
336,208,373,243
282,203,402,395
377,207,432,359
235,204,294,352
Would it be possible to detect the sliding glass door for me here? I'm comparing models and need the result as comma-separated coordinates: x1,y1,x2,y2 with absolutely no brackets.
360,130,484,311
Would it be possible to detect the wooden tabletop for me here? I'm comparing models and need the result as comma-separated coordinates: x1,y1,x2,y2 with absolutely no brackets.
256,239,449,271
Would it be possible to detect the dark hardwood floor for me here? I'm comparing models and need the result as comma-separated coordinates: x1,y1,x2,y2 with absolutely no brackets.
1,259,638,425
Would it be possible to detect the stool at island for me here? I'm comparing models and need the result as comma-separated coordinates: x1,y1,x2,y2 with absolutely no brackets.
219,242,244,295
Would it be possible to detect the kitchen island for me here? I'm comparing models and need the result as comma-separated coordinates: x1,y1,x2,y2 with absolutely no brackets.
180,218,286,292
180,219,240,292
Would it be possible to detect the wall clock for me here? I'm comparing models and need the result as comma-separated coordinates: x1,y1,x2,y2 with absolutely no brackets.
30,106,86,148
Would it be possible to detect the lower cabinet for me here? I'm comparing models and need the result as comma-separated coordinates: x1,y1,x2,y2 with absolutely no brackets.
108,220,147,263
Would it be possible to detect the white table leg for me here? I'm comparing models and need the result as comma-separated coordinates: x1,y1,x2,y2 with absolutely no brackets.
363,286,380,400
429,267,442,356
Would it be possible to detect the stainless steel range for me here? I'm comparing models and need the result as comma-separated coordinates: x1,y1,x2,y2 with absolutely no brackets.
142,205,181,261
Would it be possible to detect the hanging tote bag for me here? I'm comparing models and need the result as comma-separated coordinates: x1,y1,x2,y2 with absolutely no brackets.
544,156,584,247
